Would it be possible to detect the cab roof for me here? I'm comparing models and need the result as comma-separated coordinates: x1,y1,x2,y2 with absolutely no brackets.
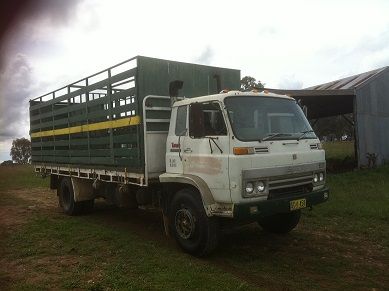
173,90,294,107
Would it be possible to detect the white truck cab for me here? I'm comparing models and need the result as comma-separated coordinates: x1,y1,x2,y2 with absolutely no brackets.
160,90,329,255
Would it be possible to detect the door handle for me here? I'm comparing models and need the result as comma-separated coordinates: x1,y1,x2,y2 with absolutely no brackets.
184,148,192,153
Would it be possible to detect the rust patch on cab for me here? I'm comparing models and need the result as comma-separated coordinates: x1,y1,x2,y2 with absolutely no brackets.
184,156,222,175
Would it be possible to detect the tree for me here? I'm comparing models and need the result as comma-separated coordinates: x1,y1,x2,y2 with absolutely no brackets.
240,76,265,91
10,138,31,164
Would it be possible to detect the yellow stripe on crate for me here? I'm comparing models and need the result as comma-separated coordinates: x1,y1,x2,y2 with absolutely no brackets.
30,116,141,138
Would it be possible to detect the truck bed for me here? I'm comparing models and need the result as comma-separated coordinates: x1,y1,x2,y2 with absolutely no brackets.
30,56,240,185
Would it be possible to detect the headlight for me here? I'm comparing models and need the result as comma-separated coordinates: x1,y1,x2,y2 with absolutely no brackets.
243,181,267,198
245,182,254,194
313,172,325,184
255,181,265,192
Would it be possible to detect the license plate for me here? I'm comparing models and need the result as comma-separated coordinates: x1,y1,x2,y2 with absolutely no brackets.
290,198,306,211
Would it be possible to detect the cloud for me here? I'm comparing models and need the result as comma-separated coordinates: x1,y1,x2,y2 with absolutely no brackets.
15,0,81,26
0,140,13,163
0,0,83,69
0,54,35,140
195,46,214,65
0,0,83,159
258,26,278,36
278,75,303,89
317,28,389,76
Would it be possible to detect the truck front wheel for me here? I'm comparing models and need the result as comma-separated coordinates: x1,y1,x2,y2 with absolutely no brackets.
258,210,301,234
169,188,219,257
58,177,92,215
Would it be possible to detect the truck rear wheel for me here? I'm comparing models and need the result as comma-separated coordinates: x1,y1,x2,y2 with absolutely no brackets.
258,210,301,234
169,188,219,257
82,199,95,213
58,177,92,215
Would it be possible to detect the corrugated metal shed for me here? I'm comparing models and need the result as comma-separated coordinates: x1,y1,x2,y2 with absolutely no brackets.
306,67,388,90
267,66,389,168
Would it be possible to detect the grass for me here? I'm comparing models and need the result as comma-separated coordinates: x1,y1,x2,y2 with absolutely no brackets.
0,165,48,191
323,141,355,160
6,216,250,290
1,164,389,290
309,166,389,245
323,141,356,172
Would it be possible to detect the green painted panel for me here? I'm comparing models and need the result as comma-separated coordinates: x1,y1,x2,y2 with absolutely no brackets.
145,110,171,119
30,56,240,173
137,56,240,105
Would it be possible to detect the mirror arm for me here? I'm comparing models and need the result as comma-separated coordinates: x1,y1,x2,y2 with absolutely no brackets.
208,138,213,154
178,134,183,161
208,137,223,154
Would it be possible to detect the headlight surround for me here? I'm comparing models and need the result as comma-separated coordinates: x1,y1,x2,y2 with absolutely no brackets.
313,172,325,184
243,180,267,197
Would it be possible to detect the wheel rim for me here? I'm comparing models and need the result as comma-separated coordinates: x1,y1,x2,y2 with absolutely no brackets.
175,208,195,240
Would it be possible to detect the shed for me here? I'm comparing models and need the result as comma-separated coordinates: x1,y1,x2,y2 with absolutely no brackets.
267,66,389,167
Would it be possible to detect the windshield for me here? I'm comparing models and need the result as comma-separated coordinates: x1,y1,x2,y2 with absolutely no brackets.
224,96,316,141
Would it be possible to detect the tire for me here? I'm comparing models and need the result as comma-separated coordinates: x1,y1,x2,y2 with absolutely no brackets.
258,210,301,234
169,188,219,257
82,199,95,213
58,177,86,215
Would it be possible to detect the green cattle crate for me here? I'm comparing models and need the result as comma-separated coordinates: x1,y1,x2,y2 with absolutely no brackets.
29,56,240,173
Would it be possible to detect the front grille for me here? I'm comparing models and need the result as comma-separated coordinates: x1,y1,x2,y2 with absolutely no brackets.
310,144,318,150
254,146,269,153
268,184,313,200
267,172,313,200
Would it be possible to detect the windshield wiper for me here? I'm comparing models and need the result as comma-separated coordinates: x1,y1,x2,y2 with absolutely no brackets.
261,133,291,141
297,130,315,141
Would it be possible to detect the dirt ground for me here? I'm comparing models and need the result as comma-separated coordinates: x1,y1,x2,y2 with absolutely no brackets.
0,188,54,227
1,187,389,290
0,189,56,287
0,188,173,290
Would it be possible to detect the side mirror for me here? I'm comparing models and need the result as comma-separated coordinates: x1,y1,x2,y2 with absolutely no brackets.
297,99,308,117
189,103,204,138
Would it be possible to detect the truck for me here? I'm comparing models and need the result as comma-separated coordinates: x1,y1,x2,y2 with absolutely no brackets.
30,56,329,256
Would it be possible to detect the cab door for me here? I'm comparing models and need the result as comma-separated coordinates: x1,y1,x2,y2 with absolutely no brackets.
166,105,188,174
182,101,231,203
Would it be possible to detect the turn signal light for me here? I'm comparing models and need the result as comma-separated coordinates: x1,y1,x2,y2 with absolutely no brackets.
233,147,255,155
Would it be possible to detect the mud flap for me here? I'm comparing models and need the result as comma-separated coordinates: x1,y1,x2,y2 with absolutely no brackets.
162,210,170,236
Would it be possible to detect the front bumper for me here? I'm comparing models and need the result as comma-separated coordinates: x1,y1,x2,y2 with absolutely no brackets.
233,187,329,220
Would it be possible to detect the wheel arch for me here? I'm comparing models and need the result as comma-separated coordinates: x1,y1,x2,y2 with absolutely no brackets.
55,175,95,202
159,173,216,216
70,177,95,202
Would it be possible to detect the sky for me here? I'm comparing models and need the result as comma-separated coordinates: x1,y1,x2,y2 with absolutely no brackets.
1,0,389,162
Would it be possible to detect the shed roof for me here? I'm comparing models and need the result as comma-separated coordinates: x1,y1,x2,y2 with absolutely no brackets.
305,66,388,90
266,66,389,119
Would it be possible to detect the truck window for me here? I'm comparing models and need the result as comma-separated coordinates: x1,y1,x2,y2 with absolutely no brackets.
201,102,227,136
175,105,187,136
225,96,315,141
